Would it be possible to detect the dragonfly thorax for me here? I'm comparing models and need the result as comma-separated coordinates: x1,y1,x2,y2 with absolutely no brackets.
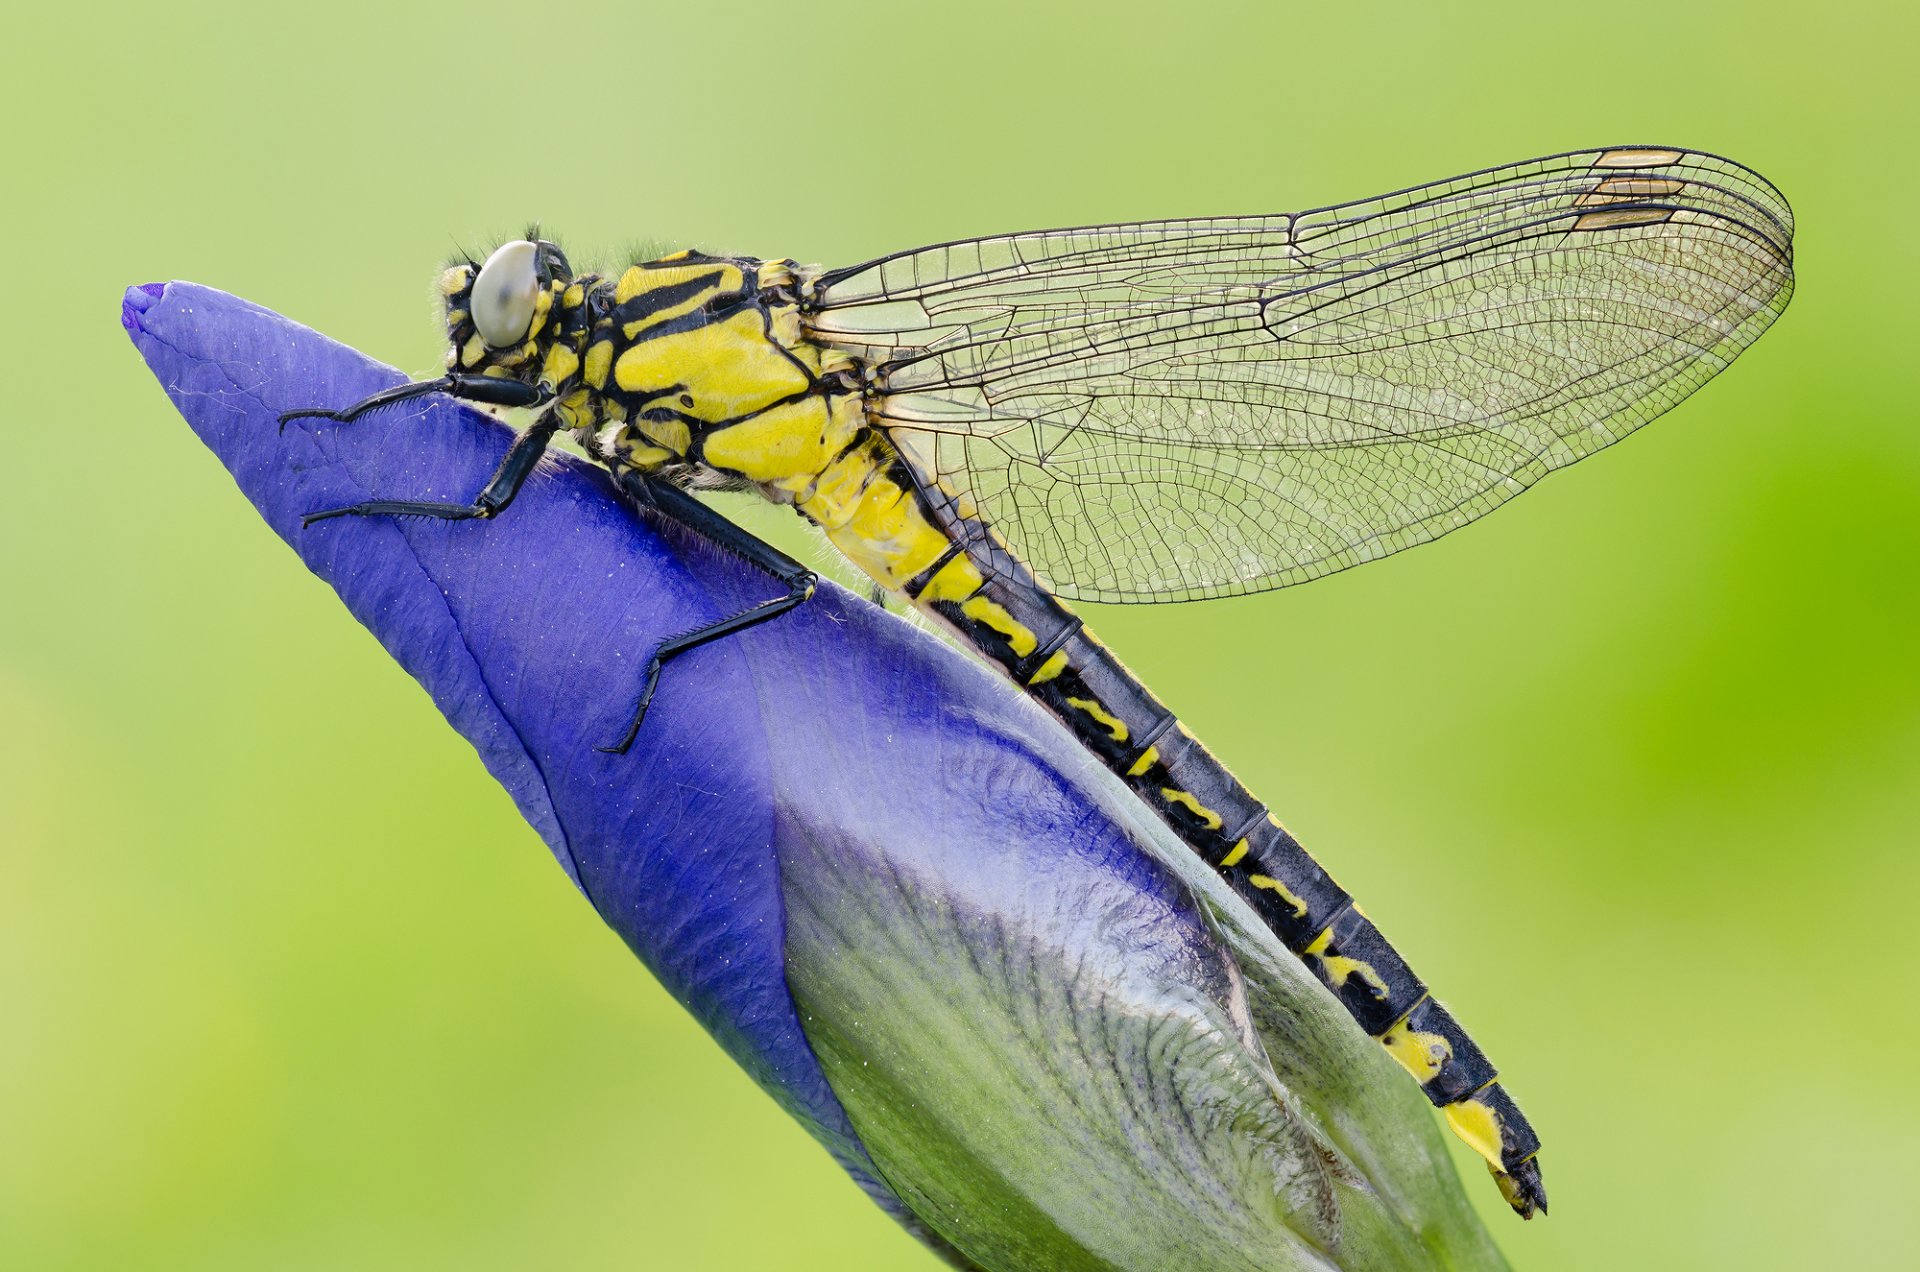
554,249,871,502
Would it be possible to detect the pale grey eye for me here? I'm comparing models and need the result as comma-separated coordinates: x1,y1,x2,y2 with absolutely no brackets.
471,240,540,347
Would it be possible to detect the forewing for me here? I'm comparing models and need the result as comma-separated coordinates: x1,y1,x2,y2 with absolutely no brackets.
805,147,1794,603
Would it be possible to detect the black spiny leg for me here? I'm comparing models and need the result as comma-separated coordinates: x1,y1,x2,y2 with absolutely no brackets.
279,373,549,429
301,417,561,527
600,473,817,755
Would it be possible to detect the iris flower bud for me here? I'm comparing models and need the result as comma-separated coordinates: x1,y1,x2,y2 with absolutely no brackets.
124,282,1506,1271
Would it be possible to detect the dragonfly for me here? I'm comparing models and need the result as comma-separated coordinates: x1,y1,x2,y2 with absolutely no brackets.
280,145,1796,1218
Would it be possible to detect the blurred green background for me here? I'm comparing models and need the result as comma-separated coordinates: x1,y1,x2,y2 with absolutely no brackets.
3,1,1913,1267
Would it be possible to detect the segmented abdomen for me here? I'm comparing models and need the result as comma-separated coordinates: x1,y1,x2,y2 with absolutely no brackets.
897,497,1547,1217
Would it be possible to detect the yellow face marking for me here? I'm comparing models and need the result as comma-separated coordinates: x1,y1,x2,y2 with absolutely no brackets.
460,334,487,367
1302,928,1390,997
1066,697,1129,743
1379,1014,1452,1083
1443,1098,1506,1170
440,266,472,295
1595,147,1683,168
1218,838,1249,868
1027,650,1070,685
1160,787,1221,831
1247,874,1308,917
1125,745,1158,777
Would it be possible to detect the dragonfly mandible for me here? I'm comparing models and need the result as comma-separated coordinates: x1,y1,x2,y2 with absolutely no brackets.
280,145,1797,1218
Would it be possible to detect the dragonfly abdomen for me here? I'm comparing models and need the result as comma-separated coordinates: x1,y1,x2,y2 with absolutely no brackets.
892,515,1546,1215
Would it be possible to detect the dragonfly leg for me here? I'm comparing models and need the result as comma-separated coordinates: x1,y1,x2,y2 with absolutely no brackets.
301,417,560,527
278,373,548,429
599,474,817,755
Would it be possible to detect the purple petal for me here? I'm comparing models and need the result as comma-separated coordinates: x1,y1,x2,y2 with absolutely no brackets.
124,280,887,1200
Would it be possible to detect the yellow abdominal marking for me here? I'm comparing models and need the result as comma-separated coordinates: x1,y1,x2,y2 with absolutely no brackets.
1443,1098,1507,1170
962,596,1039,658
1066,697,1129,743
1246,874,1307,917
1160,787,1222,830
1379,1013,1453,1083
1027,650,1069,685
1303,928,1390,998
820,481,970,597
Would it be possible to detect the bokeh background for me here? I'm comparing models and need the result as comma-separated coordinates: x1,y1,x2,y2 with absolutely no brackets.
4,2,1914,1268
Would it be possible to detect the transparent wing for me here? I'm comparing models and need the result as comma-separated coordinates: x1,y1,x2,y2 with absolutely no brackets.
804,147,1795,603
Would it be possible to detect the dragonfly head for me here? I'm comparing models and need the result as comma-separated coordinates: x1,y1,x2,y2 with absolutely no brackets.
438,237,575,380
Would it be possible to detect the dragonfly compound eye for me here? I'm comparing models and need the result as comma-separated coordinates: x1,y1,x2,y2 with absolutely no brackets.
470,239,541,348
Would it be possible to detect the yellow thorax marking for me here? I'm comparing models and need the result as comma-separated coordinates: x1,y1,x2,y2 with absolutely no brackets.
614,310,810,425
553,388,594,431
705,397,860,486
543,344,579,386
583,339,614,390
1125,744,1158,776
614,260,742,311
638,417,692,457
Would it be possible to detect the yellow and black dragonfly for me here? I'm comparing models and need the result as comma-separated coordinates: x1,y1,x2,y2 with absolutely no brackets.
281,145,1796,1217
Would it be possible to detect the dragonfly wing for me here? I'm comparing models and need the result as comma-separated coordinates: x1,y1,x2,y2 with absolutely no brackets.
805,147,1795,603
